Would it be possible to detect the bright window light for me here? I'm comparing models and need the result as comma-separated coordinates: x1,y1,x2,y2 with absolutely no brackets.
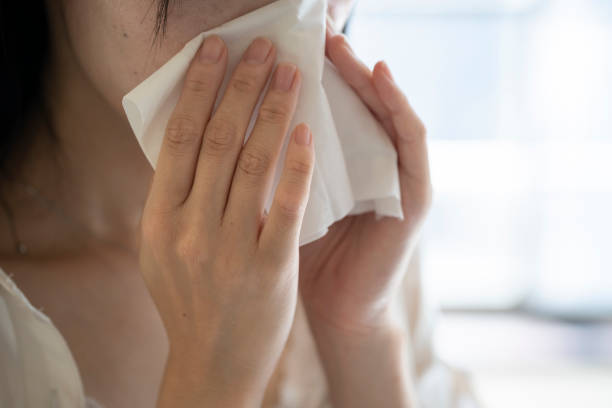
349,0,612,315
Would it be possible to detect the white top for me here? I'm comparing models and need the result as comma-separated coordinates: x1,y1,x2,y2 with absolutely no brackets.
0,252,479,408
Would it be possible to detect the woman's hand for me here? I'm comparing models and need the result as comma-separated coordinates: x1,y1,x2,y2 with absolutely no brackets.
298,23,430,408
138,36,315,407
300,22,432,337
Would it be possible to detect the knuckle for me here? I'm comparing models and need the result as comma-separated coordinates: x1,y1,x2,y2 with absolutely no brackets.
165,114,201,154
184,77,212,96
390,92,410,115
258,247,285,271
415,119,427,139
230,73,259,94
238,147,271,178
259,257,295,290
287,157,312,178
276,195,302,222
258,103,290,125
354,79,370,95
203,119,237,156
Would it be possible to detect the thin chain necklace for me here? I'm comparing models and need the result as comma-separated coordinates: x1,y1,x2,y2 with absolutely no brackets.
4,179,136,256
3,103,137,257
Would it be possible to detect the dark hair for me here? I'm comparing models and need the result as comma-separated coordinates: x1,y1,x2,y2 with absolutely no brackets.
0,1,51,180
154,0,173,41
0,0,172,182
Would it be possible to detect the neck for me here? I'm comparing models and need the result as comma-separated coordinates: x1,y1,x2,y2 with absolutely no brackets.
10,23,153,254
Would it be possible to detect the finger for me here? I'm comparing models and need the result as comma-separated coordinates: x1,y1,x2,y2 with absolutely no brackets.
372,61,430,185
187,37,277,219
224,64,302,239
325,17,335,59
258,124,314,263
149,35,227,210
326,33,396,138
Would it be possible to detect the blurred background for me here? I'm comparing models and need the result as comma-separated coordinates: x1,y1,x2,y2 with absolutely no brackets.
346,0,612,407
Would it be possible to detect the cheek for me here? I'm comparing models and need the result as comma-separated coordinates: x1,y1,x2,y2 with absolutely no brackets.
62,0,186,115
62,0,279,115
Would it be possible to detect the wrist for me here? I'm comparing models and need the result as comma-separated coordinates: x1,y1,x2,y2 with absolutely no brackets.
157,345,263,408
304,298,397,341
307,306,403,364
305,308,416,408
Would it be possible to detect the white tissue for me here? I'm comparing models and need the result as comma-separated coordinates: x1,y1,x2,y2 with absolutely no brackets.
122,0,403,246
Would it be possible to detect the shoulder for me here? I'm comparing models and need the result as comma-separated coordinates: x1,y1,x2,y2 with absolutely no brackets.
0,265,50,323
0,265,88,407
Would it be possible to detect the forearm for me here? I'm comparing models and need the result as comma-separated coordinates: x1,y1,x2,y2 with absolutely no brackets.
307,310,418,408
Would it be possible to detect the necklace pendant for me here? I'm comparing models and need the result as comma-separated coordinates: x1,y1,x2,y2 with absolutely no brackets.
16,241,28,255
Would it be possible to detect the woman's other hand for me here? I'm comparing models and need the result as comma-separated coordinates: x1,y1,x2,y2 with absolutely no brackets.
298,22,432,408
138,36,315,408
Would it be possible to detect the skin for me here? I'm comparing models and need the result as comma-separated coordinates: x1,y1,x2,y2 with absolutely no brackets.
142,35,315,406
0,0,429,407
299,24,431,407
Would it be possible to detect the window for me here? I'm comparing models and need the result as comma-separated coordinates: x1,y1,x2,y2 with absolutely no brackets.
349,0,612,316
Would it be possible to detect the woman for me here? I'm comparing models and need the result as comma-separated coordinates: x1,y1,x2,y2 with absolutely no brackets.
0,0,470,407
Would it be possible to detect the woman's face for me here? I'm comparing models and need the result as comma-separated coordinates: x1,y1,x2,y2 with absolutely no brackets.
52,0,277,115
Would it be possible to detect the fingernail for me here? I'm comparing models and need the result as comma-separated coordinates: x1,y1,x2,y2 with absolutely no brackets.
380,61,394,81
273,63,297,91
294,125,312,146
245,38,273,64
199,36,224,64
